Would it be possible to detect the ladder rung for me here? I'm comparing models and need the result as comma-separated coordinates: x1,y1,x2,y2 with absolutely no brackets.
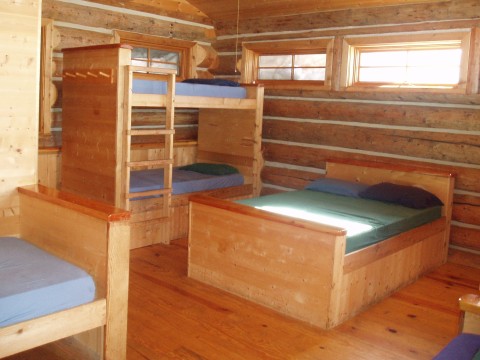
130,216,170,228
127,188,171,199
128,129,175,136
127,159,174,168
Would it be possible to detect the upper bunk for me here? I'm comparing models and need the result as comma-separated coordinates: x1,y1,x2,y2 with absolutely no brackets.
130,70,262,110
62,44,264,111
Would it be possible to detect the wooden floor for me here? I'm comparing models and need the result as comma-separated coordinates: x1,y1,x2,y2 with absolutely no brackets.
6,240,480,360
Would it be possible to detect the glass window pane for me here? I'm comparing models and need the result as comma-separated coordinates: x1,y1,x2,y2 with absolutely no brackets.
151,49,179,64
294,68,325,80
132,59,148,67
258,68,292,80
407,66,460,85
132,47,148,60
294,54,326,67
357,44,462,87
407,49,462,67
151,62,178,70
259,55,292,67
359,67,407,83
360,51,407,67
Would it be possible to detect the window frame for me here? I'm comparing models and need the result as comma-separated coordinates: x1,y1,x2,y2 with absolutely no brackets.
241,38,334,89
114,30,196,80
341,31,472,93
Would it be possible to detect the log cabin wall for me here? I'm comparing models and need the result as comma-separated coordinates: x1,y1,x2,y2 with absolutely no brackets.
212,0,480,266
0,2,41,235
38,0,218,185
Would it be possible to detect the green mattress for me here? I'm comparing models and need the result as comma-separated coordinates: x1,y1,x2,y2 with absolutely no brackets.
236,190,442,254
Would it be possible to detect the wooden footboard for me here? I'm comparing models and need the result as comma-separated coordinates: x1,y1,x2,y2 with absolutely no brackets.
188,160,455,329
0,185,130,359
188,195,347,328
130,184,254,248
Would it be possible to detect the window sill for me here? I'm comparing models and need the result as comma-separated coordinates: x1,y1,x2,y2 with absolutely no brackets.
342,85,467,95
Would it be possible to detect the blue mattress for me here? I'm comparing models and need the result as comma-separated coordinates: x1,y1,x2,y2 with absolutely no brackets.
0,237,96,327
237,190,442,254
130,168,244,197
132,79,247,99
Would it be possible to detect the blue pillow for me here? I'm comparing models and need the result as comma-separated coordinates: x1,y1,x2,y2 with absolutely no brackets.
305,178,368,198
359,182,443,209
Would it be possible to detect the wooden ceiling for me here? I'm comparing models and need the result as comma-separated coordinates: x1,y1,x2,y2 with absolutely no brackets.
186,0,448,22
89,0,448,26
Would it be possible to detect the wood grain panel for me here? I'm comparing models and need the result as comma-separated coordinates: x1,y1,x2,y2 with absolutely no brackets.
448,247,480,269
88,0,212,25
132,110,198,126
214,0,476,35
187,0,447,23
265,88,480,106
262,138,480,193
53,26,112,51
38,149,61,189
264,98,480,132
0,0,40,235
451,225,480,251
42,0,214,43
189,200,342,328
214,19,480,53
452,194,480,225
261,165,318,190
263,118,480,165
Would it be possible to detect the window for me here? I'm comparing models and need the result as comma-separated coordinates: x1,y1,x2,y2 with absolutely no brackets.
342,31,471,92
241,39,334,89
257,52,327,81
131,47,181,74
114,30,196,80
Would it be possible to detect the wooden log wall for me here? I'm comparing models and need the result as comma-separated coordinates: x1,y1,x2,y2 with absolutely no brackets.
0,1,41,236
213,0,480,266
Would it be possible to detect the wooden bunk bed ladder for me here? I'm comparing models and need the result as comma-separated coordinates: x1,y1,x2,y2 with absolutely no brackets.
123,66,176,227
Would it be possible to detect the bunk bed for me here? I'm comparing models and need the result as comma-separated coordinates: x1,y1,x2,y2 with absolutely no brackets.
0,185,130,359
188,159,455,329
61,44,264,248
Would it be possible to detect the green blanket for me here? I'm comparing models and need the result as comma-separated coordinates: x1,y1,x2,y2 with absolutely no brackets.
237,190,442,254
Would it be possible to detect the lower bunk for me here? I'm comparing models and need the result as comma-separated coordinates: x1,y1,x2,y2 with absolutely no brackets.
187,159,455,329
128,162,256,248
0,185,130,359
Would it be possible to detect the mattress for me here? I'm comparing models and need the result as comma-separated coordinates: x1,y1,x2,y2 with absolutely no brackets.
130,168,244,197
0,237,96,327
132,79,247,99
236,190,442,254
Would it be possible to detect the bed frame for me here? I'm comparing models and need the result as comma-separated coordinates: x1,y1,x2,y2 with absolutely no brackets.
61,44,264,248
188,159,455,329
0,185,130,359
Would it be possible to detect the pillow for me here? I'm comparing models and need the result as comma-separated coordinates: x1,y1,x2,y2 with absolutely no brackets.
179,163,239,175
359,182,443,209
182,78,241,87
305,178,369,198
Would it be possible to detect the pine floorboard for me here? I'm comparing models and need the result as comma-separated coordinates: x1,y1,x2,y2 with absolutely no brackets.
6,239,480,360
